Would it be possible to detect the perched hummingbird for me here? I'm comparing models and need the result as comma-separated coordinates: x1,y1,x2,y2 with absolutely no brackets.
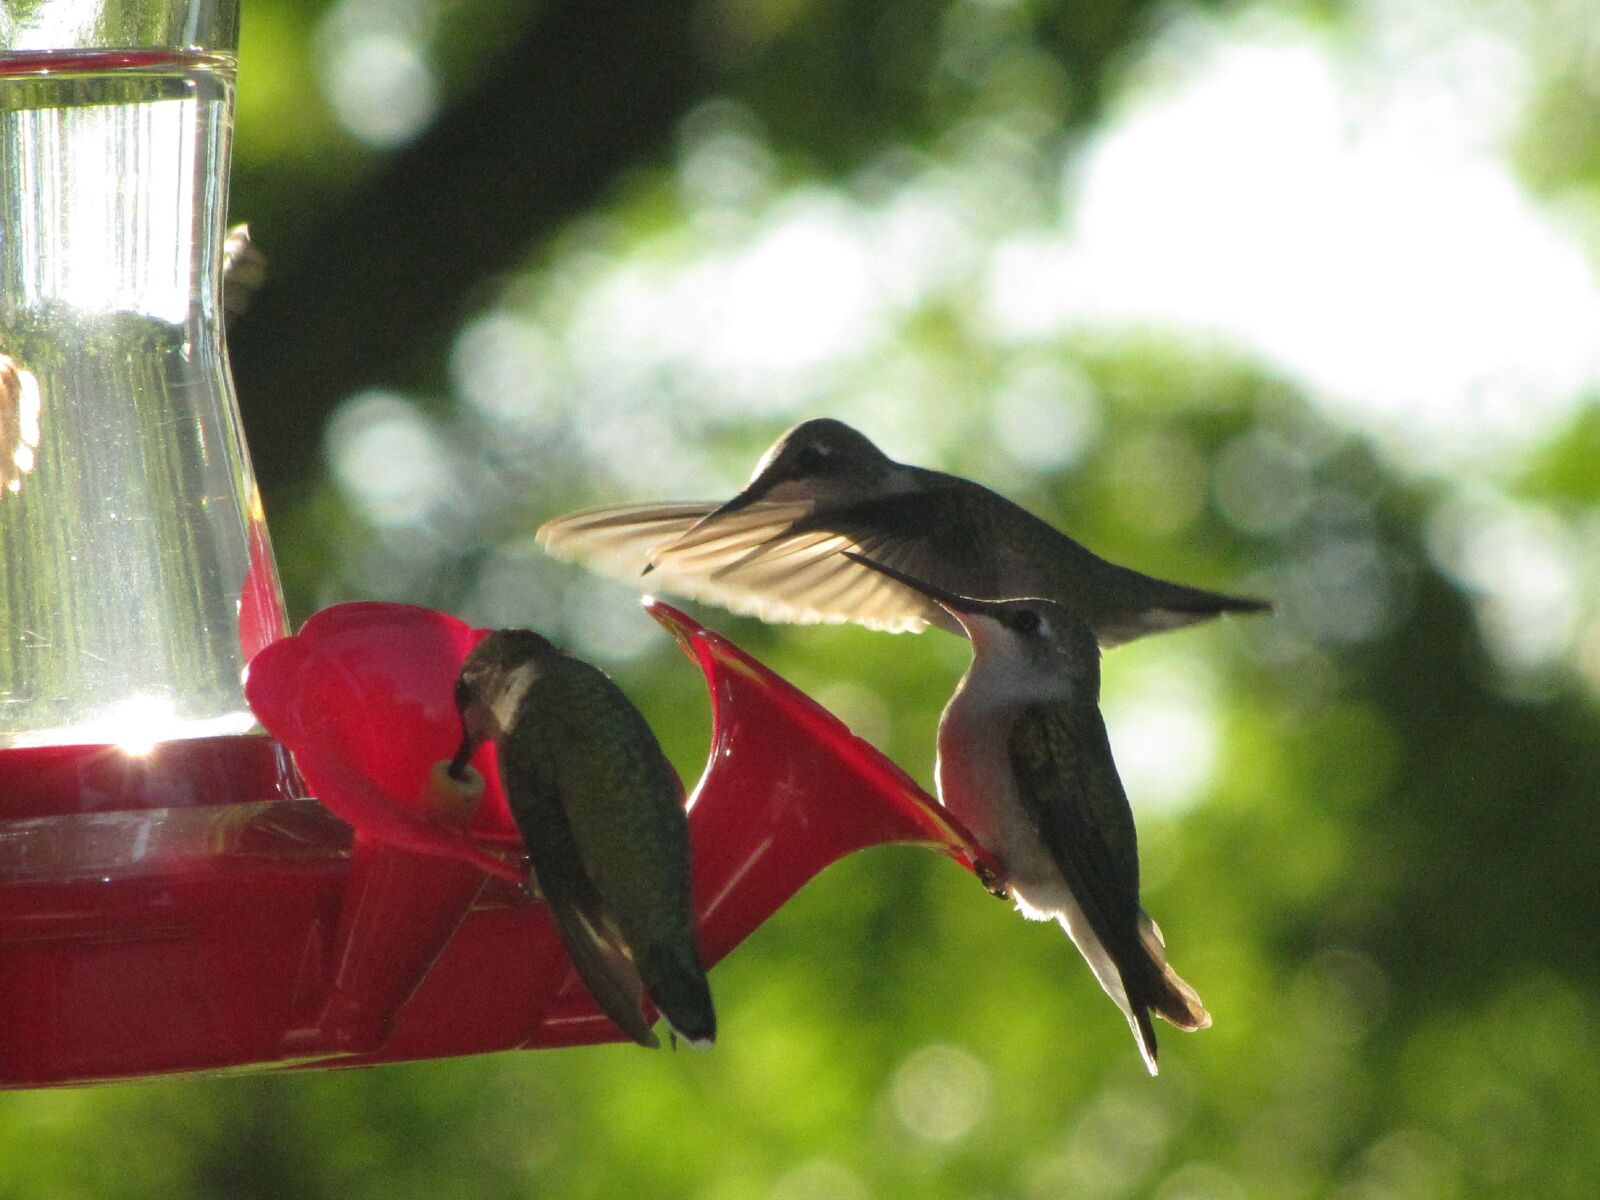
538,417,1267,647
843,551,1210,1074
450,629,715,1049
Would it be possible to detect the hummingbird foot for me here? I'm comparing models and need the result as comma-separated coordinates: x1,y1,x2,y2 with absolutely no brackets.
975,861,1010,900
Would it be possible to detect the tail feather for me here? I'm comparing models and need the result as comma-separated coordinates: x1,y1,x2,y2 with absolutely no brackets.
1131,1007,1161,1076
1098,578,1272,647
1112,915,1211,1076
1136,914,1211,1032
1158,587,1272,618
1050,901,1205,1076
638,940,716,1049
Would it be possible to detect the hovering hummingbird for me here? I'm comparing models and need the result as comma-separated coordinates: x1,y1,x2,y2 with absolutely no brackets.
843,551,1210,1074
450,629,715,1049
538,417,1267,646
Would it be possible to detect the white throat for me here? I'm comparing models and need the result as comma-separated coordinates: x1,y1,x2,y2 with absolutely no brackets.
956,621,1076,711
491,662,541,733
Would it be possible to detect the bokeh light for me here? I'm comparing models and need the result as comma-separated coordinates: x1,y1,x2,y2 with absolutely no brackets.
315,0,439,147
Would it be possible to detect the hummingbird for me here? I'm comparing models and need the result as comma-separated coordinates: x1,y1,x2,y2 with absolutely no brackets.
537,417,1267,647
449,629,715,1049
221,223,267,329
843,551,1210,1074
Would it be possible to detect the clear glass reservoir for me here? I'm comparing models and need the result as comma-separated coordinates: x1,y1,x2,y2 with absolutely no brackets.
0,11,286,749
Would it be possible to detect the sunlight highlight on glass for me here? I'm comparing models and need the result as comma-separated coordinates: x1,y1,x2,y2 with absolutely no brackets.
105,693,179,756
6,90,195,322
8,691,259,753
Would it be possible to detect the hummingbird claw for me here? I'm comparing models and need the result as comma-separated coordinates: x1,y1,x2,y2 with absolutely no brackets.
975,861,1010,900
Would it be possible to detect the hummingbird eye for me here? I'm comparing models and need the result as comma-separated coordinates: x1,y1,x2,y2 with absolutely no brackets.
792,443,830,473
1011,608,1043,636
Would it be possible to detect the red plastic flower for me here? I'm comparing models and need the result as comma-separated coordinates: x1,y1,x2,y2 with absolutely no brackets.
245,601,523,882
244,596,997,1051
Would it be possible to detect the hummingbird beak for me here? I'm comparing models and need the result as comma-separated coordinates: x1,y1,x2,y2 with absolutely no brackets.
839,551,991,634
684,471,779,533
446,732,478,782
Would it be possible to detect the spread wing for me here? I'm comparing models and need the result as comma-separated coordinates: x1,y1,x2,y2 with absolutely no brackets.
537,502,719,580
499,743,661,1048
538,497,957,633
538,482,1269,645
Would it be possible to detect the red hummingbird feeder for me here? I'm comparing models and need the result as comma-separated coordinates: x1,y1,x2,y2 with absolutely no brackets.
0,0,994,1089
0,594,994,1088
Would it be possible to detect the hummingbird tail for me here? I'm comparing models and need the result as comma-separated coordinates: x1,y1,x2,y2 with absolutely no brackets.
638,940,717,1049
1097,578,1272,647
1161,588,1272,618
1115,917,1209,1076
1131,1007,1161,1077
1133,914,1212,1033
1152,586,1271,623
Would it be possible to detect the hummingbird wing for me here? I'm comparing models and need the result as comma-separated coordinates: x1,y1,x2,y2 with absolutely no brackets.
539,499,954,633
538,476,1267,644
1008,701,1209,1072
533,659,717,1047
499,737,663,1049
537,502,720,577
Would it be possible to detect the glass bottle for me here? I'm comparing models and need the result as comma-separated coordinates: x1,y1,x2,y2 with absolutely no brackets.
0,0,287,753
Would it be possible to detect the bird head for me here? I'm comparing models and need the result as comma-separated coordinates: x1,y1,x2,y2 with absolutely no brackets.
843,552,1100,700
449,628,562,777
694,418,901,525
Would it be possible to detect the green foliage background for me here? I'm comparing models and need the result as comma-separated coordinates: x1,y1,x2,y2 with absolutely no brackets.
5,0,1600,1196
